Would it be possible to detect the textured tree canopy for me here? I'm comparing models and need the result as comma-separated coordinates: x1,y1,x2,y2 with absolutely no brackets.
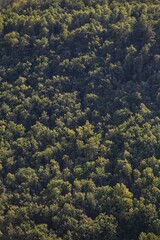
1,0,160,239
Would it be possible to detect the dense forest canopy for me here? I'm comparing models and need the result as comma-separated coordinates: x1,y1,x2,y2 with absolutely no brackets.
1,0,160,239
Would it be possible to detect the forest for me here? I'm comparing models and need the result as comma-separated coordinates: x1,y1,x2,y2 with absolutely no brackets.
1,0,160,239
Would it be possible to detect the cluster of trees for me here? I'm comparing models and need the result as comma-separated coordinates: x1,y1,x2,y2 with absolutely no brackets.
1,0,160,239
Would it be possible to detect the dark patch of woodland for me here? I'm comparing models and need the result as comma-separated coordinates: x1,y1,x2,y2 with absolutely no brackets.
1,0,160,239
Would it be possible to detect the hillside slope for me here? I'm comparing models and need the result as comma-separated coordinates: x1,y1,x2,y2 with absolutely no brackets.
1,0,160,239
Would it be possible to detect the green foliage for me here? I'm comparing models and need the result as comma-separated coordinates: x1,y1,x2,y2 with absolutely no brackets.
1,0,160,239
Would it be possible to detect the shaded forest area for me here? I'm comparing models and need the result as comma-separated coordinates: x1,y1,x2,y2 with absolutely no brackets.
1,0,160,239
